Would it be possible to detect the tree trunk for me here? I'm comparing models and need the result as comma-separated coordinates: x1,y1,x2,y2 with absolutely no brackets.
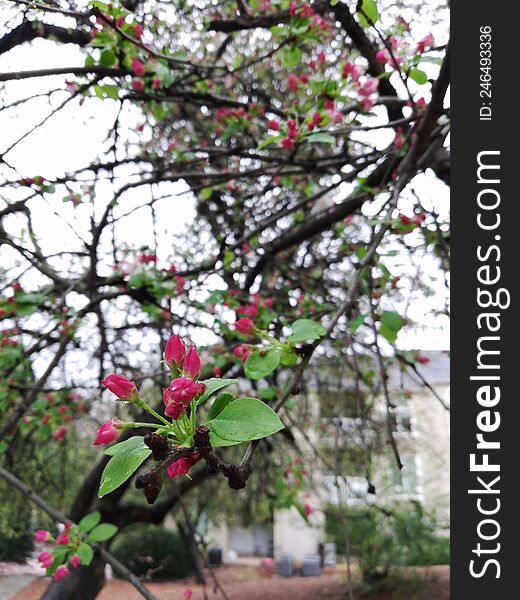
40,555,106,600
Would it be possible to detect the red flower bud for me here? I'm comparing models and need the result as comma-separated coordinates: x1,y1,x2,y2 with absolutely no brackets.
163,377,206,419
183,346,202,378
54,565,68,581
130,57,146,77
38,551,53,568
164,335,186,369
56,531,70,545
70,554,81,568
35,530,50,542
93,420,124,446
234,318,255,335
167,457,191,478
101,374,138,401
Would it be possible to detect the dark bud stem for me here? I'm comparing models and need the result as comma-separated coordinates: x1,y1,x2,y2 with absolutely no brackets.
144,432,172,461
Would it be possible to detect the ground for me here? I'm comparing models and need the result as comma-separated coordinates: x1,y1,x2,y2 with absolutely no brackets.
9,565,449,600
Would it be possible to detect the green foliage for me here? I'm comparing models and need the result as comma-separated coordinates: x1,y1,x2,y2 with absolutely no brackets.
0,490,33,562
209,397,284,447
287,318,326,343
325,503,449,583
244,349,280,380
99,437,152,498
111,525,193,580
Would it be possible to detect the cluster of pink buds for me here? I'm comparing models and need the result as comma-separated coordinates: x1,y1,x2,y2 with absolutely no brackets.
163,337,206,419
35,526,79,580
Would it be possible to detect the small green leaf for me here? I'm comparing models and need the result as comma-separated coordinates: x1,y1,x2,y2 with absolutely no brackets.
244,349,280,380
258,135,282,150
258,386,277,400
307,132,335,144
283,46,302,68
77,542,94,566
198,378,238,404
409,68,428,85
210,397,284,444
380,323,398,343
99,49,116,67
287,319,326,343
200,187,213,200
381,310,403,332
87,523,118,543
357,0,379,27
99,437,151,497
79,511,101,534
348,314,367,333
204,393,235,423
280,349,298,366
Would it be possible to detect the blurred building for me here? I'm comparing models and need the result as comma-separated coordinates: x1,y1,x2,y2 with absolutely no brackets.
208,351,450,561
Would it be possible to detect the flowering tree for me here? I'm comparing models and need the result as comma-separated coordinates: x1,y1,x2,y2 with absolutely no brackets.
0,0,449,598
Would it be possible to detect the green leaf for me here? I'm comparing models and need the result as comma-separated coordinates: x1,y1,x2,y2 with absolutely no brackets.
87,523,118,543
307,132,335,144
381,310,403,332
409,68,428,85
244,349,280,380
210,397,284,444
209,430,240,447
77,542,94,566
258,386,277,400
257,135,281,150
104,436,145,456
99,437,151,497
99,49,116,67
283,46,302,68
357,0,379,27
197,378,238,404
280,349,298,366
348,313,367,333
204,393,235,423
79,511,101,534
380,323,398,343
200,187,213,200
287,319,326,343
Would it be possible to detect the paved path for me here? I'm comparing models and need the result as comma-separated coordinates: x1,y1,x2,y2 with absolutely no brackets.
0,574,38,600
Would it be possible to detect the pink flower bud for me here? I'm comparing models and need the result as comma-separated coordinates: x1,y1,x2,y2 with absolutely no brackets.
70,554,81,568
130,57,146,77
376,49,390,64
183,589,194,599
54,565,69,581
101,374,138,401
416,32,434,54
304,503,314,517
164,335,186,369
132,79,144,92
234,318,255,335
358,77,379,98
38,551,53,568
53,426,68,441
267,119,280,130
163,377,206,419
93,420,124,446
56,531,70,545
183,347,202,378
167,457,191,479
35,530,50,542
236,304,259,319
